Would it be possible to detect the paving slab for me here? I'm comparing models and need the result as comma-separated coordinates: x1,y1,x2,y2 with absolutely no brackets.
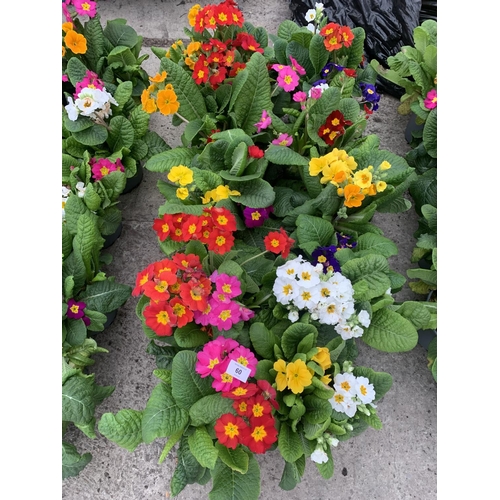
62,1,436,498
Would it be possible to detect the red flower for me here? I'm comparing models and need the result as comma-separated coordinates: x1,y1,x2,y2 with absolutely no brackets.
172,252,202,272
263,228,294,258
214,413,249,449
207,228,235,254
152,214,174,241
133,263,155,296
248,145,264,158
169,297,194,328
241,415,278,454
143,301,175,336
193,55,209,84
179,277,212,311
210,206,237,232
343,68,357,78
246,394,273,419
229,62,246,77
222,382,259,400
257,379,280,410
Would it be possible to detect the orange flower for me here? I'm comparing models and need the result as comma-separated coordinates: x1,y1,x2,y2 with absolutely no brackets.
343,184,365,208
188,4,201,27
156,88,180,115
62,22,73,33
149,71,167,83
141,90,157,114
64,30,87,54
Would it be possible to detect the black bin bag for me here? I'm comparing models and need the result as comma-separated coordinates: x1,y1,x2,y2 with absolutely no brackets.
288,0,425,97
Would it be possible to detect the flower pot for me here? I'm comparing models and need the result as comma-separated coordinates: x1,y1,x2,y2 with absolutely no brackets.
102,222,123,249
103,309,118,329
122,162,144,195
417,290,436,349
405,113,424,143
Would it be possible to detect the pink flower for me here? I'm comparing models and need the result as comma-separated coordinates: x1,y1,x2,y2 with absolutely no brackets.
91,158,118,181
254,110,272,133
210,301,242,331
74,70,105,97
62,74,69,82
193,300,215,326
238,305,255,322
211,364,241,392
424,89,437,109
289,56,306,76
229,346,258,377
277,67,300,92
73,0,97,18
212,273,242,301
271,63,286,72
293,91,307,103
272,133,293,147
196,342,225,378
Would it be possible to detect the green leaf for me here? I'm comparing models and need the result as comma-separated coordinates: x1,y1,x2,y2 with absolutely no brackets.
112,80,133,107
77,279,131,314
66,57,88,87
129,105,150,138
103,20,139,48
265,145,309,166
249,322,278,359
279,456,305,490
98,409,143,451
278,422,304,462
62,372,105,425
65,318,87,347
233,52,273,134
302,395,333,424
141,383,189,443
62,442,92,479
209,453,261,500
230,178,275,208
362,308,418,352
174,323,209,348
315,445,334,479
107,116,135,151
160,57,207,121
281,323,318,360
309,34,330,74
355,233,399,258
172,351,215,410
145,147,197,173
277,20,301,41
188,427,218,469
72,124,108,146
214,443,249,474
395,301,432,330
296,214,334,247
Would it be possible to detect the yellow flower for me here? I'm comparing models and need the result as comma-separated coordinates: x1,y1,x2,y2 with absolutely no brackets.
309,156,329,177
62,46,66,57
168,165,193,186
379,160,391,171
363,184,377,196
64,30,87,54
62,22,73,33
376,181,387,192
320,160,351,186
320,374,332,385
186,41,201,56
202,185,240,204
185,57,195,70
311,347,332,370
156,88,180,115
149,71,167,83
274,359,288,391
188,4,201,26
176,187,189,200
353,168,372,189
286,359,313,394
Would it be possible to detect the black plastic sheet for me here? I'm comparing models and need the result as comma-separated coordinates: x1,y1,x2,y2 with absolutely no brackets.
288,0,428,97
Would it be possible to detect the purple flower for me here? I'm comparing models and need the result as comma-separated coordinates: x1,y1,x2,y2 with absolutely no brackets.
242,206,273,228
311,246,341,273
66,298,87,320
359,82,380,111
336,232,357,249
321,62,336,78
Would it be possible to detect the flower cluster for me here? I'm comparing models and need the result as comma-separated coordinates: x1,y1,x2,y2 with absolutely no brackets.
272,255,370,339
141,71,180,115
133,254,253,336
311,233,357,273
329,370,376,417
152,206,237,254
309,148,391,208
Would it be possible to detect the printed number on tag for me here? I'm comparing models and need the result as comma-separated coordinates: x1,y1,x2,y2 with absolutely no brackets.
226,359,251,383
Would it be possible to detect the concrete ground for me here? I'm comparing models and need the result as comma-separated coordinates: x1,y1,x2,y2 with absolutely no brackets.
62,1,437,499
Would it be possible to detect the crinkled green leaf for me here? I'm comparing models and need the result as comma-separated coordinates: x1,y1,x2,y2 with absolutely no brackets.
98,409,143,451
296,214,334,247
188,427,218,469
214,443,249,474
103,20,139,48
278,422,304,462
62,442,92,479
229,178,275,208
72,124,108,146
265,144,309,166
249,322,278,359
77,278,131,314
189,394,235,427
145,147,197,173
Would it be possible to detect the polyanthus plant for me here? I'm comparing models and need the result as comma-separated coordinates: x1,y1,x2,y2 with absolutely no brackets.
97,208,396,497
140,0,381,153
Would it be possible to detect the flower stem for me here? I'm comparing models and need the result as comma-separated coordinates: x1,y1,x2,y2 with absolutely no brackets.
239,250,269,266
174,112,189,124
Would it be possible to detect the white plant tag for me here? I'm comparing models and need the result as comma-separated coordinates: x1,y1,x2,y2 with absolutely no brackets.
226,359,251,383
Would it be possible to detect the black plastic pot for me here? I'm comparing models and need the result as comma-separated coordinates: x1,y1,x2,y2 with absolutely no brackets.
102,222,123,249
417,290,437,349
405,113,424,143
122,162,144,195
103,309,118,329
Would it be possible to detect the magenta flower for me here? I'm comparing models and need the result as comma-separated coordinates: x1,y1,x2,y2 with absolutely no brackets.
272,133,293,147
212,273,242,300
73,0,97,18
211,364,242,392
193,300,215,326
242,206,273,228
289,56,306,76
238,305,255,322
254,110,272,132
74,70,105,97
271,63,286,72
277,67,300,92
196,341,225,378
424,89,437,109
92,158,118,181
62,74,69,83
66,298,86,320
229,346,258,377
210,301,242,331
293,91,307,103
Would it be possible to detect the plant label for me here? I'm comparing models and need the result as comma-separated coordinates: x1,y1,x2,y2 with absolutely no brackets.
226,359,251,382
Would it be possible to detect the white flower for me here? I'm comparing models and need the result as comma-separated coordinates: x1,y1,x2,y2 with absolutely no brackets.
385,288,392,295
62,186,71,197
335,322,354,340
315,2,324,11
358,310,370,327
316,301,340,325
62,187,70,220
273,277,300,305
306,23,316,33
75,87,104,116
311,448,328,464
75,181,86,198
329,391,357,417
333,372,357,395
65,96,80,121
351,325,364,338
296,262,321,288
102,87,118,106
305,8,317,21
288,310,299,322
325,435,339,447
355,376,376,404
276,258,302,279
308,82,329,98
294,286,321,310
